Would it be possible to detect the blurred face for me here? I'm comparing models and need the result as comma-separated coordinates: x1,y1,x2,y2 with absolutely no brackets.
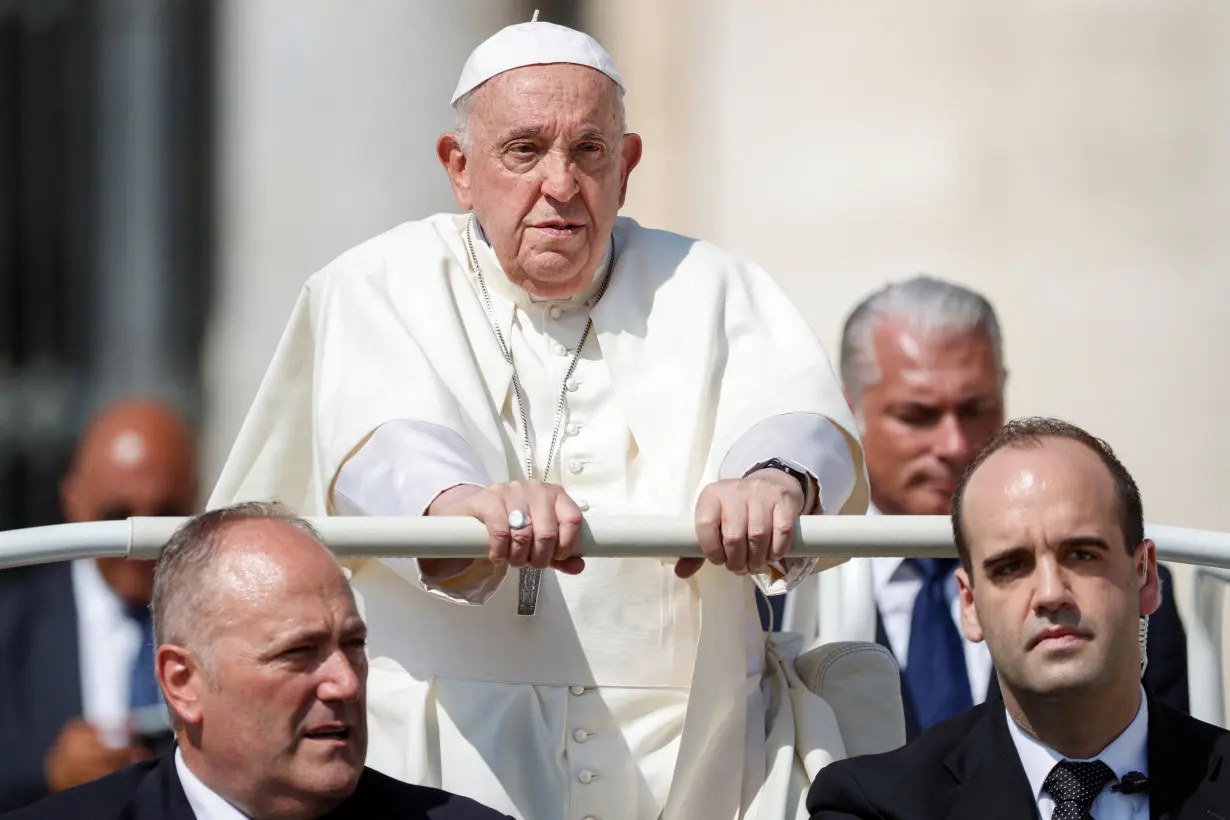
163,523,369,818
856,320,1004,515
955,439,1160,703
438,63,642,299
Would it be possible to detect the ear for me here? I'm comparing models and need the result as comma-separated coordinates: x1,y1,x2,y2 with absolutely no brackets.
436,133,473,210
1136,539,1161,617
157,644,207,728
956,565,985,643
617,133,643,207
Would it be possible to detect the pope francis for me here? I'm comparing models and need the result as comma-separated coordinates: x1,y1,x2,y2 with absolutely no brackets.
208,16,870,820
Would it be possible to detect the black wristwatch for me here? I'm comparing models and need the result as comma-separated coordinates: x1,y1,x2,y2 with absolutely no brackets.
746,457,811,501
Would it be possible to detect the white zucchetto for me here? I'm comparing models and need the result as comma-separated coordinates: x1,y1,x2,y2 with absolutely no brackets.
451,10,623,105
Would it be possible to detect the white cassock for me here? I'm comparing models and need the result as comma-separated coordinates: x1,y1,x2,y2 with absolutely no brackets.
208,213,870,820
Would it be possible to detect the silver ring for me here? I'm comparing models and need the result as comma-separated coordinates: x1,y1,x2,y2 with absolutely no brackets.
508,509,531,530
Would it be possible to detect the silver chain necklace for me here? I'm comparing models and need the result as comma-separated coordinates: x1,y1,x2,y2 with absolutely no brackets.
464,215,615,615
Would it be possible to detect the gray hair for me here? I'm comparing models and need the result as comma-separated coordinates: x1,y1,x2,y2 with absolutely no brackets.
453,78,628,151
840,274,1005,410
151,501,326,670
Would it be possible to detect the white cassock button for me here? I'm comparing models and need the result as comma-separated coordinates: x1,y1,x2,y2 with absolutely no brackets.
555,343,568,356
565,378,578,392
549,306,563,319
570,685,585,695
582,817,598,820
573,729,589,743
578,770,594,784
565,423,579,436
568,459,584,475
576,499,590,512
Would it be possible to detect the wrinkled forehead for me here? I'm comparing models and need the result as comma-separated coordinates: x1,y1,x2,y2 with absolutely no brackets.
470,63,622,136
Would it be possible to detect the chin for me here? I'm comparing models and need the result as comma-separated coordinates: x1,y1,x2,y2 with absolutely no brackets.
303,761,363,799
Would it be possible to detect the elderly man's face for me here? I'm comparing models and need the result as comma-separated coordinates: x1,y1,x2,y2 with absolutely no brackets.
169,522,369,817
956,439,1160,705
857,319,1004,515
439,64,642,298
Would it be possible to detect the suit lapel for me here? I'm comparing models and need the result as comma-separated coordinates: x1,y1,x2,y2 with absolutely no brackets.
1146,695,1216,820
944,706,1039,820
119,753,194,820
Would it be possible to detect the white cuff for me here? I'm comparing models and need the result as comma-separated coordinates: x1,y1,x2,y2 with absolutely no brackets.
332,420,503,604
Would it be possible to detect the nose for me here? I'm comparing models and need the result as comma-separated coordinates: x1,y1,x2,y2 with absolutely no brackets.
1032,557,1075,615
317,649,363,703
933,413,973,462
539,149,580,201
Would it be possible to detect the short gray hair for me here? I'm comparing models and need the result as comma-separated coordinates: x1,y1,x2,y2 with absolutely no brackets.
840,274,1005,409
453,77,628,151
151,501,325,664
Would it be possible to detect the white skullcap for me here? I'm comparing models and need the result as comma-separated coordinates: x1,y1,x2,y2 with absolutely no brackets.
450,10,623,106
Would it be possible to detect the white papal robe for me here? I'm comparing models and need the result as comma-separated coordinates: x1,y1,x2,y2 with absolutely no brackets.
208,213,870,820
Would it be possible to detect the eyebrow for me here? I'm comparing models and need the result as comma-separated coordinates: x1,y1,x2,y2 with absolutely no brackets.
980,536,1112,569
496,125,611,144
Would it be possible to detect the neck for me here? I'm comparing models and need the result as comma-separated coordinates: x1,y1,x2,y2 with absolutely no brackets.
1004,678,1141,759
179,744,341,820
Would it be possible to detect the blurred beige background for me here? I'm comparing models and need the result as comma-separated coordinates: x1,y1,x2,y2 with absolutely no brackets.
201,0,1230,720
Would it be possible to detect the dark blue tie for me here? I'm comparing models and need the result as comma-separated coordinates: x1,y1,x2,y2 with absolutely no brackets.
903,558,973,730
127,606,162,711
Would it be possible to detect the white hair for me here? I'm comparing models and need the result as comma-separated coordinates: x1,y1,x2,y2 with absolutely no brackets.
453,77,628,152
840,274,1005,411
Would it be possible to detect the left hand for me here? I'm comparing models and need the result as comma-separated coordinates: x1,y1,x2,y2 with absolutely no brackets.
677,469,808,579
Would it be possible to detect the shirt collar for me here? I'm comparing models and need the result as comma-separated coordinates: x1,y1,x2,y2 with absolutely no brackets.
469,216,612,310
175,748,250,820
1005,685,1150,802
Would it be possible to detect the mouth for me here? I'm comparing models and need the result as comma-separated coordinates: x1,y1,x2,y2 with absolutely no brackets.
1029,627,1090,650
302,725,353,744
529,221,586,237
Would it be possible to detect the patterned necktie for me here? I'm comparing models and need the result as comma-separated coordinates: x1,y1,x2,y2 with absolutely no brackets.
903,558,973,730
1043,760,1116,820
127,606,162,711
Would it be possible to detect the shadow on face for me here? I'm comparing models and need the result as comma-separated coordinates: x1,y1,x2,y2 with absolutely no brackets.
858,320,1004,515
955,438,1160,702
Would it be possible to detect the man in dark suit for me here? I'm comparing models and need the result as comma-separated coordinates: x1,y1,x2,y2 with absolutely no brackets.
3,501,511,819
807,417,1230,819
0,399,199,811
780,276,1189,738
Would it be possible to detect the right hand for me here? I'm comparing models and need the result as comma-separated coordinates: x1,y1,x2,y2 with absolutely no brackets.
44,718,148,793
425,481,586,575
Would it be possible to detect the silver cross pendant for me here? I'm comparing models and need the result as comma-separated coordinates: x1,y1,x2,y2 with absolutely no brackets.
516,567,542,615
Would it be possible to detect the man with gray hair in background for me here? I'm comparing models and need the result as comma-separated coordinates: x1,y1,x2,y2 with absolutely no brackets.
4,502,511,820
782,274,1189,739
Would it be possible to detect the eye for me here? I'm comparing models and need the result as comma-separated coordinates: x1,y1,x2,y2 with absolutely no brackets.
992,560,1024,579
281,645,314,660
508,143,537,155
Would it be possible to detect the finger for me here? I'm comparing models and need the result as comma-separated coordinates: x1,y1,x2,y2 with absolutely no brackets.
674,557,705,579
722,499,750,574
555,494,584,562
527,486,559,570
552,556,586,575
770,498,797,562
746,497,774,572
694,490,726,566
477,490,513,565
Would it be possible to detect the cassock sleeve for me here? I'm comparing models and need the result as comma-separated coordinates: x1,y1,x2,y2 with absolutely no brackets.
331,420,507,605
720,412,858,596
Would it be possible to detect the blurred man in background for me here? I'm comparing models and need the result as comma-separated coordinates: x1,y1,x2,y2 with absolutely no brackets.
0,398,198,811
783,275,1189,738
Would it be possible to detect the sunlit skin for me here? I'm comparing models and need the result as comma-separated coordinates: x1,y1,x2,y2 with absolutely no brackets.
954,438,1161,758
856,320,1004,515
437,63,642,299
157,521,369,819
428,63,808,581
60,398,198,608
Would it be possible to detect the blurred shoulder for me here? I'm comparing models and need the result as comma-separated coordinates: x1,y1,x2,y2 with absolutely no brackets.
0,758,158,819
304,213,469,291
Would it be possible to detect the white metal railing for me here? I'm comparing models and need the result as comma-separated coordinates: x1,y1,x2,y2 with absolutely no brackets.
2,515,1229,727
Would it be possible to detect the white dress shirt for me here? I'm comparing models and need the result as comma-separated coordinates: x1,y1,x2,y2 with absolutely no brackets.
871,555,994,704
176,748,249,819
71,559,146,747
1005,687,1150,820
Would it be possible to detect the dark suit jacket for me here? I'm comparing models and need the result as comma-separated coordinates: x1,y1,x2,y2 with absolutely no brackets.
0,563,84,811
877,564,1190,739
0,752,515,819
806,693,1229,820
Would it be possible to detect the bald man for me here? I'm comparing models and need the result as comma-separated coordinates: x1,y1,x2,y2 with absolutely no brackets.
0,398,198,811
